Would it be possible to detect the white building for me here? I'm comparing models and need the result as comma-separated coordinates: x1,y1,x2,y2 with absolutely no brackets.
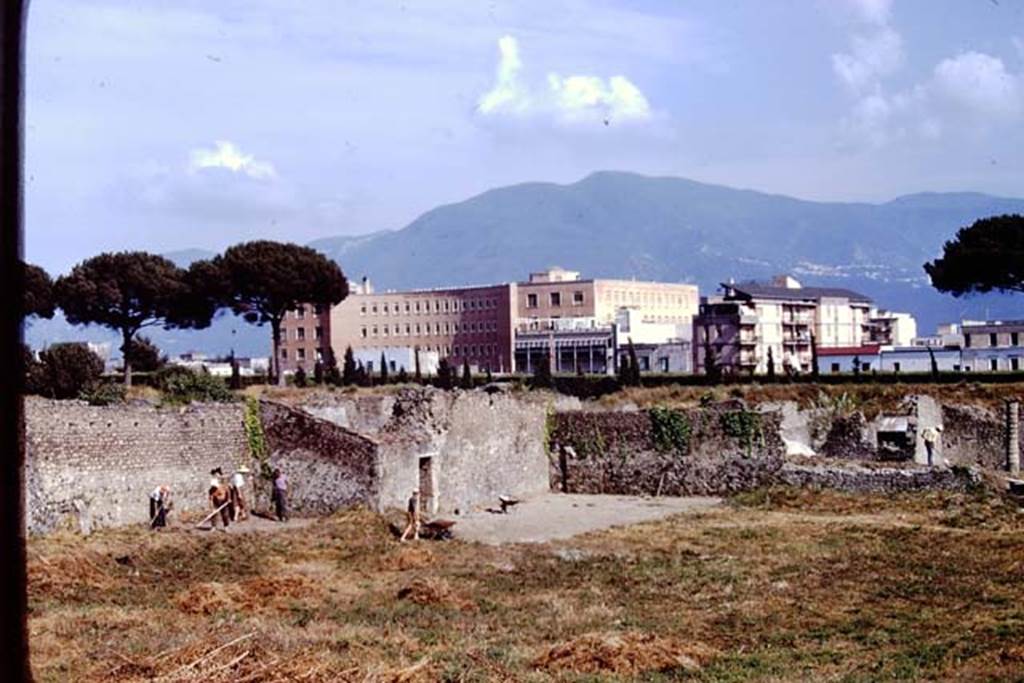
353,347,441,376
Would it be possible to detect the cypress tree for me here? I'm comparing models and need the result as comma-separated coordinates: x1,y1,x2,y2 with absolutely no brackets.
533,354,553,389
627,339,642,386
342,346,357,386
437,358,453,390
927,346,939,377
766,347,776,381
414,346,422,382
379,351,389,383
810,332,820,378
461,358,473,389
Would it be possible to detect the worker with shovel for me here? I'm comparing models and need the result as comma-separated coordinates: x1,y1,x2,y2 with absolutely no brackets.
208,468,233,530
400,489,420,542
230,466,251,522
149,485,172,530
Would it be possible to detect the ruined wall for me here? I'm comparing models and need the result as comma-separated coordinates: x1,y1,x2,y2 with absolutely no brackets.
373,389,551,514
776,462,981,493
24,397,248,534
300,392,397,435
259,400,379,515
549,407,785,496
940,404,1011,470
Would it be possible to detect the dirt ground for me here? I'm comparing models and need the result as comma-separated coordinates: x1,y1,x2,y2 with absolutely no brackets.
453,493,721,544
27,487,1024,682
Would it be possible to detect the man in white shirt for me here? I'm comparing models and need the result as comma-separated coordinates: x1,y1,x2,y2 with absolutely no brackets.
230,466,250,521
149,485,171,529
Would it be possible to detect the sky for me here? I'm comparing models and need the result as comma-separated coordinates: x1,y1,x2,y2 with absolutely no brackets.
24,0,1024,274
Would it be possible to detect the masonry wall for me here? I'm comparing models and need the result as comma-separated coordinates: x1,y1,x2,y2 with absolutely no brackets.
296,388,551,515
24,397,249,534
259,400,379,515
548,407,785,496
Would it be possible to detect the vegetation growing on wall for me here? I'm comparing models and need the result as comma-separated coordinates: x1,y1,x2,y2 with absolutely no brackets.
720,409,764,455
244,397,271,479
649,406,691,455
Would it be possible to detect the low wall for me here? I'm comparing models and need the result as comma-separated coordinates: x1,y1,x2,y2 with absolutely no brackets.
259,400,379,515
548,407,785,496
24,397,248,534
776,462,981,493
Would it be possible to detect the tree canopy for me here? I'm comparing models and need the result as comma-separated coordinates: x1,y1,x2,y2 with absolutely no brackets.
208,241,348,384
924,214,1024,296
22,261,55,319
54,251,209,385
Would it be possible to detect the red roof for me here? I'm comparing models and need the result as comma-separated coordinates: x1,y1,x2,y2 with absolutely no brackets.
817,345,882,357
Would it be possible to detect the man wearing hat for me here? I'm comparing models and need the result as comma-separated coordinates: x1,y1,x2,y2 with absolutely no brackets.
230,466,251,522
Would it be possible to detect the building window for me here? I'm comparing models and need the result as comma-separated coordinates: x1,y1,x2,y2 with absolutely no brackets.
294,307,305,319
990,333,998,347
443,301,449,311
297,348,306,361
360,304,367,316
550,292,561,307
315,349,323,362
434,301,441,312
280,348,288,359
573,291,584,305
371,304,378,314
361,327,367,338
382,325,389,336
435,323,441,334
444,323,449,333
314,326,323,340
382,303,389,314
404,302,410,313
372,326,378,336
965,334,972,348
831,363,840,373
415,302,421,313
527,294,538,308
991,358,999,371
1012,358,1020,371
1014,332,1020,346
405,324,411,335
415,324,421,334
296,328,305,340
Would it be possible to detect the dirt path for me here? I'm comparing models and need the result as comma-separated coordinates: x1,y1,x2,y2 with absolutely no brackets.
453,493,721,544
185,513,318,535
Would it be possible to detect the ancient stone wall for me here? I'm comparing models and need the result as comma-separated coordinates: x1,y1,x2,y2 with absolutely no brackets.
776,462,981,493
258,400,380,515
940,404,1013,470
548,407,785,496
24,397,248,534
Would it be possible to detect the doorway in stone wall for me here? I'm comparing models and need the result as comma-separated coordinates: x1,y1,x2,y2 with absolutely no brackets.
418,456,435,515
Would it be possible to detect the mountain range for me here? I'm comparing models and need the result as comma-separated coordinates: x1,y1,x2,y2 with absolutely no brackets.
25,171,1024,358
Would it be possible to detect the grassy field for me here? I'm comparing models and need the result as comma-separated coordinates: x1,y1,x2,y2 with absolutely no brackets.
28,489,1024,682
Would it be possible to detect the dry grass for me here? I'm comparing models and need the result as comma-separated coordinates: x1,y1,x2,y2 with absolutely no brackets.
29,492,1024,681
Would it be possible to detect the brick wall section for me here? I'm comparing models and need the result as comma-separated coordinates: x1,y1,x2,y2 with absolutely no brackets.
259,400,379,515
549,407,785,496
24,397,249,534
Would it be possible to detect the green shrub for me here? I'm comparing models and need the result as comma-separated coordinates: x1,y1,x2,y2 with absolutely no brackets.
154,365,234,404
34,343,105,399
80,382,126,406
721,410,764,455
649,406,691,455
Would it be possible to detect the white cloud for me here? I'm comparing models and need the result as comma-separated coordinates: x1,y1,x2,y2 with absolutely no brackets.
846,0,894,25
832,26,903,93
188,140,277,180
477,35,651,124
932,51,1023,118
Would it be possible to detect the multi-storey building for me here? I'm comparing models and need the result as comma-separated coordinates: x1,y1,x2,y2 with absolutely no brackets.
281,268,700,376
693,275,882,375
513,268,699,374
961,320,1024,372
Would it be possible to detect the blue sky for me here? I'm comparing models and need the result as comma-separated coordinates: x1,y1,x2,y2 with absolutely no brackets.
25,0,1024,274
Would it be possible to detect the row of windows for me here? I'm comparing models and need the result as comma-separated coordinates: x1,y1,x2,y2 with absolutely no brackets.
289,305,327,319
608,290,691,307
280,345,500,362
525,291,585,308
289,327,323,341
360,320,498,338
965,332,1022,348
360,298,498,316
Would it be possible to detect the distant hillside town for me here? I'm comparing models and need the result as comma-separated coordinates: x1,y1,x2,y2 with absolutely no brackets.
269,267,1022,378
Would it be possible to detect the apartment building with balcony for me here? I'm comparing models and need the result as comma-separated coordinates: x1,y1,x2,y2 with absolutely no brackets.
693,275,877,375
